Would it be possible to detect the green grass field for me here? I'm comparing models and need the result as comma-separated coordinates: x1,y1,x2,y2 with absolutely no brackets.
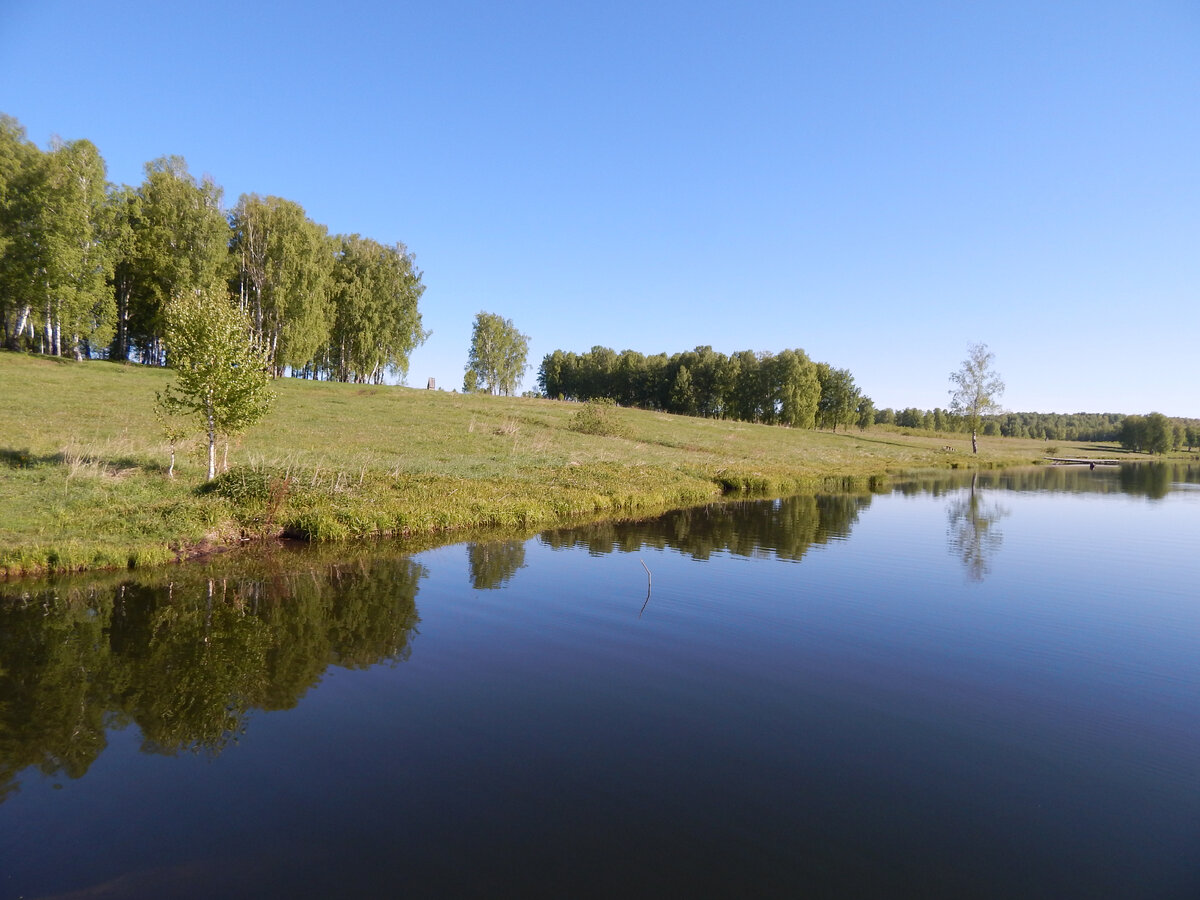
0,351,1135,576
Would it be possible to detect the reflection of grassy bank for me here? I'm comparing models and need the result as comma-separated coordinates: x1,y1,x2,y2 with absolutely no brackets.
0,351,1140,576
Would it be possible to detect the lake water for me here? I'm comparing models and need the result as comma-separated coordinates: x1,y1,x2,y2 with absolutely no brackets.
2,465,1199,898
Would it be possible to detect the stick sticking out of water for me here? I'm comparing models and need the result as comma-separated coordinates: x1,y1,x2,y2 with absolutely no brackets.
639,559,652,617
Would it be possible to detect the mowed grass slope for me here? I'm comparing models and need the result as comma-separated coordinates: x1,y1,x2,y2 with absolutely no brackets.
0,352,1117,575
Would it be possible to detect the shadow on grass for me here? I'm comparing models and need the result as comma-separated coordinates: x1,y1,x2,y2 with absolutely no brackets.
0,447,65,468
0,446,168,475
843,433,948,452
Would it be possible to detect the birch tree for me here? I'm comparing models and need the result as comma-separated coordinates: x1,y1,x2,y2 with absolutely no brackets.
106,184,142,360
464,311,529,396
773,349,820,428
158,288,274,480
230,194,334,374
0,114,39,349
125,157,230,364
949,342,1005,454
326,235,427,383
815,363,861,432
0,129,113,357
37,139,115,358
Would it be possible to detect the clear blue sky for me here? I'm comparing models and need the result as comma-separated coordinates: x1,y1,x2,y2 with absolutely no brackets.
2,0,1197,415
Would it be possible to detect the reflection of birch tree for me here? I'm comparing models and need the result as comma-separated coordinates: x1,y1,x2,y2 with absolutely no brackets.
946,473,1009,581
467,541,527,589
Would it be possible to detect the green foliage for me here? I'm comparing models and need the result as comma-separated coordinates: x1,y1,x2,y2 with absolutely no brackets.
157,288,275,479
324,235,427,383
117,156,232,363
949,342,1005,453
815,363,861,432
669,365,696,414
204,466,273,504
538,344,823,427
1,113,429,382
1120,412,1173,454
876,409,1127,442
856,396,876,431
1,116,42,349
0,127,114,358
1142,413,1172,455
231,194,334,374
464,311,530,396
39,139,116,357
772,349,821,428
569,398,630,437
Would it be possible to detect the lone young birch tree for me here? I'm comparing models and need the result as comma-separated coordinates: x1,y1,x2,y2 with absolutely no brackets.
949,342,1005,454
157,288,274,480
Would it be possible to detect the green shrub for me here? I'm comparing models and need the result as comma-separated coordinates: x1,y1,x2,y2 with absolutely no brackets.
203,466,272,503
569,399,630,438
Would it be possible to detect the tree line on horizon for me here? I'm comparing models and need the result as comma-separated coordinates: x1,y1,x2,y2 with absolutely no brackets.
538,345,872,431
875,407,1198,452
538,344,1197,452
0,113,426,383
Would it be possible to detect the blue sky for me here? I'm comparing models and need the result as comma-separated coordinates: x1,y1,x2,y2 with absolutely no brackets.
2,0,1197,415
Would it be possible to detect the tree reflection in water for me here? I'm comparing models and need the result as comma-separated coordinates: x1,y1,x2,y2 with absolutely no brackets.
946,473,1009,581
467,540,527,589
540,492,872,563
5,464,1191,801
898,462,1200,500
0,555,424,801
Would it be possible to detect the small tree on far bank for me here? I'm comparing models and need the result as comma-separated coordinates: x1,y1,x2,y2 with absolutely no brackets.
464,311,529,395
856,395,875,431
949,342,1005,454
157,288,275,480
1120,412,1171,454
815,363,860,432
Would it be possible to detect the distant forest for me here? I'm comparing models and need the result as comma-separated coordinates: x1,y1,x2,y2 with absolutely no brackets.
0,113,426,383
539,345,1199,453
539,345,867,431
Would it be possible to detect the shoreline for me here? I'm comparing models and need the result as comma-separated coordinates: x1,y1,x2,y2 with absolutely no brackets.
2,352,1160,580
0,462,1007,580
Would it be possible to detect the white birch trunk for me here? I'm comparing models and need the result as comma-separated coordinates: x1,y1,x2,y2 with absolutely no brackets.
12,305,31,345
206,409,217,480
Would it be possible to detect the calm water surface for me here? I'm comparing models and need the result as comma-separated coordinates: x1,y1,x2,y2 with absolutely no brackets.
2,465,1199,898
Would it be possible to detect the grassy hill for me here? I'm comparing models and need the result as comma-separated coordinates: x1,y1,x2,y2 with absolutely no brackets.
0,351,1126,576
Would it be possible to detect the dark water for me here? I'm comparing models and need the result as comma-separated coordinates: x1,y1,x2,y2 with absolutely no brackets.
2,465,1199,899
